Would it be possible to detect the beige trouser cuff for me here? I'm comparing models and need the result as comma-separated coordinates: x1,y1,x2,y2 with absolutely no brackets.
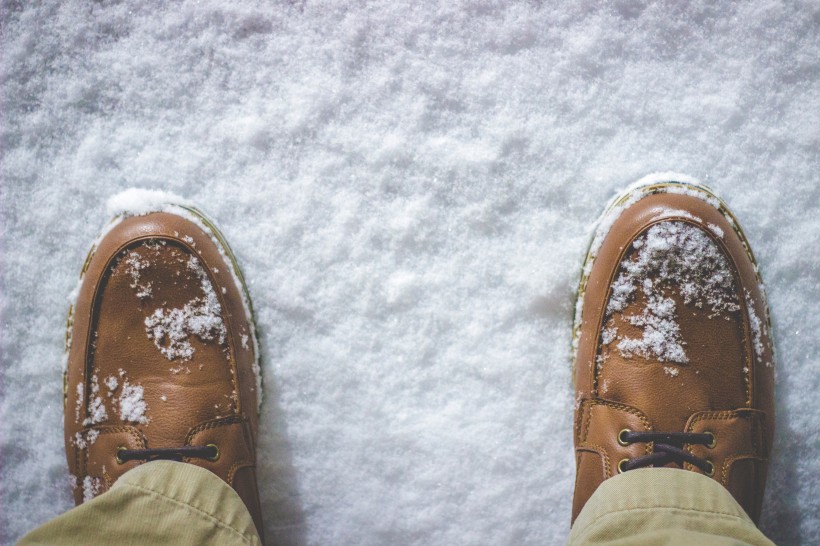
19,460,260,546
21,463,777,545
569,467,776,545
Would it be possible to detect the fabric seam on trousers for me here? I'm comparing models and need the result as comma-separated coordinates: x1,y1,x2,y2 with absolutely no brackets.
122,482,257,545
574,505,757,544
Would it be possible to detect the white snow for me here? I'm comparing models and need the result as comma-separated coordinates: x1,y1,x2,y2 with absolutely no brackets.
123,251,152,300
708,223,725,239
663,366,680,378
74,382,84,422
118,381,150,425
583,173,716,268
103,376,118,394
143,256,227,361
616,294,689,364
73,429,99,450
601,327,617,346
82,375,108,426
81,476,102,503
1,2,817,544
745,289,772,368
106,188,193,217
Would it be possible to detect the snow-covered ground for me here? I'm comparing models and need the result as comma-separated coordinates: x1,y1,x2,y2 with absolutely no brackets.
1,1,818,544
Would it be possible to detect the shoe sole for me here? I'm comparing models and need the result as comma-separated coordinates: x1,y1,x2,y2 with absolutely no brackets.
570,174,770,384
63,202,263,413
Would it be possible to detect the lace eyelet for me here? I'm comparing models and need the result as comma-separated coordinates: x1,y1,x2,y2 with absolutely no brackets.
116,447,127,465
704,460,715,477
205,443,220,462
704,431,716,449
617,429,631,446
617,459,629,473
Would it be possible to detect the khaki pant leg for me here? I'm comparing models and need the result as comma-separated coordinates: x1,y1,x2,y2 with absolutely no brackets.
568,467,775,546
18,460,261,546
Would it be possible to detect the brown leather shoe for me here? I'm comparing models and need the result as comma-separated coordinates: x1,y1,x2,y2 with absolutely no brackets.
571,176,775,524
63,191,264,538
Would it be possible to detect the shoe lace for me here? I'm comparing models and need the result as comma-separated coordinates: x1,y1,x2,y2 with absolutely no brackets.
116,445,218,464
618,430,714,474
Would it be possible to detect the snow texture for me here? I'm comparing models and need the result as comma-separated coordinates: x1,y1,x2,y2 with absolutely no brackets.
663,366,680,378
81,476,102,503
118,381,149,425
143,255,227,361
615,294,689,364
107,188,193,217
746,288,773,369
104,376,118,394
1,2,818,544
708,223,725,239
124,251,152,300
82,374,108,426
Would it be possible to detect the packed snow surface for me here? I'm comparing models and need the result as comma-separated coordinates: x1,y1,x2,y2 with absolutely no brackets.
1,2,818,544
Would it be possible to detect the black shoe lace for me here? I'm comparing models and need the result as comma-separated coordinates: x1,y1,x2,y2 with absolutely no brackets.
116,445,219,464
618,430,715,474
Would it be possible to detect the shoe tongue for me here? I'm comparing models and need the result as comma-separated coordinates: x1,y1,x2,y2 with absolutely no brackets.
597,284,748,432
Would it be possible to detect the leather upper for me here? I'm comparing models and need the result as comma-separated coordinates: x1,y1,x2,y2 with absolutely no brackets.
572,187,775,524
64,210,263,537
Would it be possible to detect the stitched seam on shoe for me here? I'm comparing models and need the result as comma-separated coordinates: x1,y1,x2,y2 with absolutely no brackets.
186,415,246,440
184,417,254,484
580,400,593,443
683,410,743,474
721,454,767,488
591,214,649,397
578,443,612,478
685,411,739,468
583,400,653,456
574,505,754,544
81,427,146,496
707,229,753,409
592,213,753,407
574,398,592,442
227,461,254,485
165,232,243,413
122,481,258,545
96,426,146,443
592,216,712,396
685,411,766,477
739,285,754,408
169,221,243,416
